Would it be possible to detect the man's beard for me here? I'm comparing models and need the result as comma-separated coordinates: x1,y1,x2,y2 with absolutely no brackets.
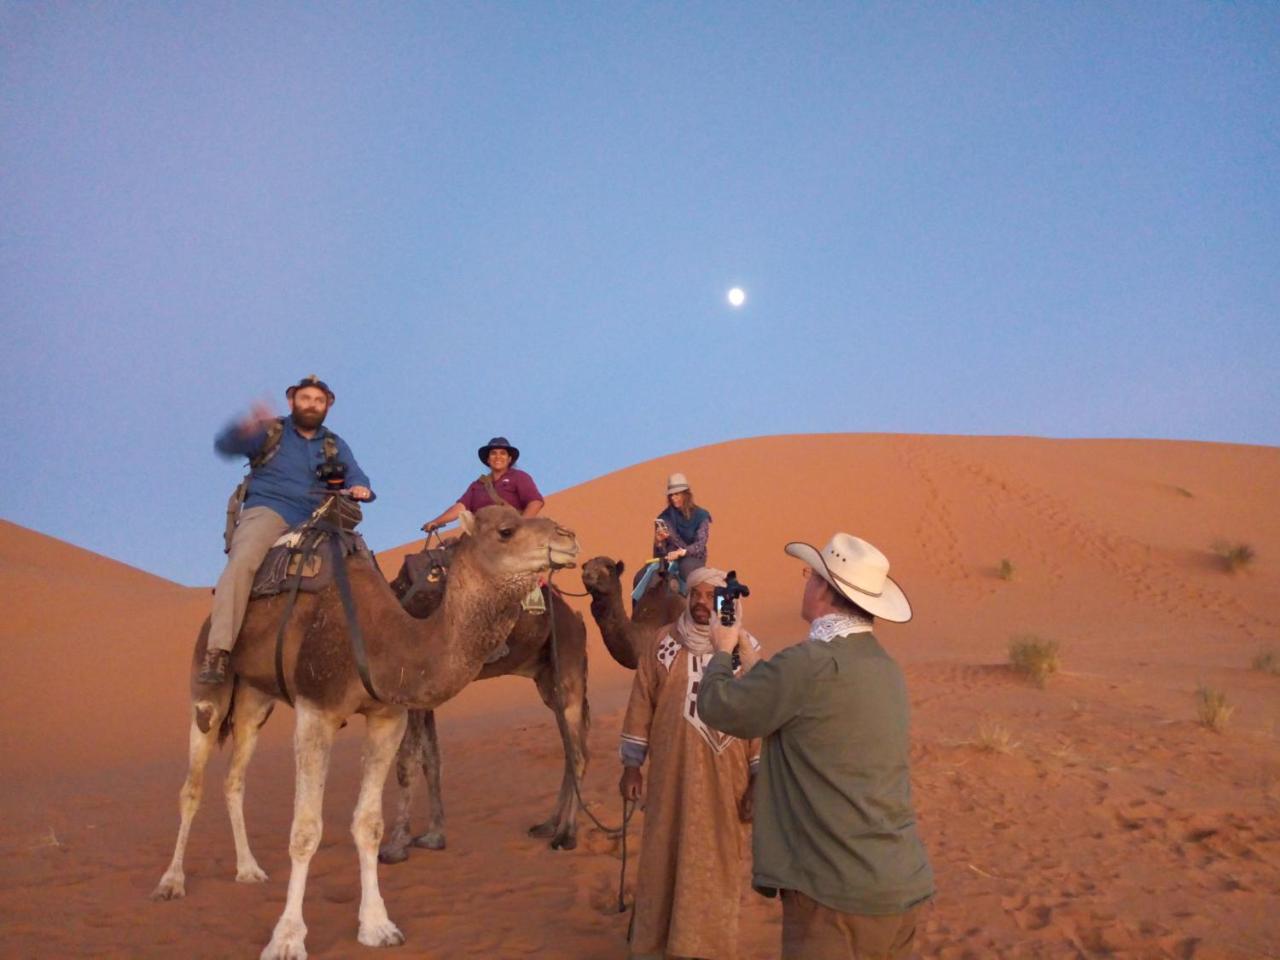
690,604,712,625
292,407,328,429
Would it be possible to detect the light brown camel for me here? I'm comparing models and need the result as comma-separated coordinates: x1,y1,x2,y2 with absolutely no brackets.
377,539,589,860
152,505,578,960
581,555,685,669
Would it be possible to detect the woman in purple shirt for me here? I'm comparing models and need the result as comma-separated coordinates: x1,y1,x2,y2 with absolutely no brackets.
422,436,544,533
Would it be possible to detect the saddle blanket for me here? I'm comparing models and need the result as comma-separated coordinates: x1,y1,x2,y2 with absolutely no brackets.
250,525,370,599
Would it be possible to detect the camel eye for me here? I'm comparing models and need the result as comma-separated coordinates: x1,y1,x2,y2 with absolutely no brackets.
498,526,515,540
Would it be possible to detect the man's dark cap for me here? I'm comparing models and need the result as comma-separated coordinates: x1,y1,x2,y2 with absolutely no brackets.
285,374,335,404
478,436,519,465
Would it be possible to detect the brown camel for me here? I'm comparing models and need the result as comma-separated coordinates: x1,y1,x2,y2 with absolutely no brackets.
581,555,685,669
377,538,589,861
152,505,578,960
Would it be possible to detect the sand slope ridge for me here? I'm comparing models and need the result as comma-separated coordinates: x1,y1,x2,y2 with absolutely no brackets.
1,434,1277,958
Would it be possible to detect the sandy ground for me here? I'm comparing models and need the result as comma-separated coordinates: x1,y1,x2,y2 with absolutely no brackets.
2,434,1278,959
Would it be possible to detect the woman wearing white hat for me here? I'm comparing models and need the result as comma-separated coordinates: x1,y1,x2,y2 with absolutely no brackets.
696,532,934,960
651,472,712,589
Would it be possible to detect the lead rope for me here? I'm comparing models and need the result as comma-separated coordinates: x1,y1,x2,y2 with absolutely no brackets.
545,557,636,917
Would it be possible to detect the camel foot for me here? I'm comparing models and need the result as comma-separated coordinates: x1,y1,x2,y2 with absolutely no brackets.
527,820,557,839
357,918,405,948
377,843,409,865
412,830,446,850
150,872,186,901
550,832,578,851
260,919,307,960
236,862,269,883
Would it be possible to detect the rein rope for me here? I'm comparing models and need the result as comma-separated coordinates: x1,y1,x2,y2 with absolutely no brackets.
272,498,384,707
545,555,636,916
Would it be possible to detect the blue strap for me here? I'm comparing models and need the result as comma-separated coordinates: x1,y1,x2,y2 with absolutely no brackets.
631,560,660,603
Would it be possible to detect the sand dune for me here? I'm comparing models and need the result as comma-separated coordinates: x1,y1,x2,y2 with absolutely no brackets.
1,434,1277,958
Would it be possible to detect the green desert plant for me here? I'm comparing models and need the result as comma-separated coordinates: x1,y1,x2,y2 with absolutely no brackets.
1212,540,1256,573
1009,635,1060,687
1196,685,1234,732
1251,649,1280,676
997,558,1015,581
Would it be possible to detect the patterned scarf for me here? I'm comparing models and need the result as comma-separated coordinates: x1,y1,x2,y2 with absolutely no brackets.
808,611,873,643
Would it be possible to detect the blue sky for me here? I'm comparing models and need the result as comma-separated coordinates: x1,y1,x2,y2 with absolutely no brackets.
3,2,1277,585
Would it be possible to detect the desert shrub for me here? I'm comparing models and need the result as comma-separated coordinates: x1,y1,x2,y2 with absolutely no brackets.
1175,486,1194,498
998,558,1015,581
1251,649,1280,676
1196,685,1234,732
1213,541,1255,573
1009,635,1060,687
974,720,1019,754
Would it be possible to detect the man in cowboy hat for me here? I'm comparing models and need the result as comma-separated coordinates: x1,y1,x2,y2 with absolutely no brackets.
199,375,374,685
697,533,934,960
619,566,762,960
422,435,544,533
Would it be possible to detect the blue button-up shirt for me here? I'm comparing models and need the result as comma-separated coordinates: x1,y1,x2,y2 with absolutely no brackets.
215,416,374,527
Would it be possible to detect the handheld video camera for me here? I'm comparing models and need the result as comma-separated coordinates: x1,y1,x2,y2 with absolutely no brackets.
315,460,347,490
713,570,751,627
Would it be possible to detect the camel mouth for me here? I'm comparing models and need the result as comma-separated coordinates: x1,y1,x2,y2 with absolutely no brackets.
547,539,580,571
548,550,578,570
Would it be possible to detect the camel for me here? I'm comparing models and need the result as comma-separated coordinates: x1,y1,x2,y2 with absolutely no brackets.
581,556,685,669
377,538,589,860
152,505,579,960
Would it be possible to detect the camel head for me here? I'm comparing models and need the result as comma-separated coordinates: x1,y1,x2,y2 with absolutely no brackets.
453,505,579,592
581,556,625,597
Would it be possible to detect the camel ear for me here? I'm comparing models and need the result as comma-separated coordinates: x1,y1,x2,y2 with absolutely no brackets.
615,559,625,576
458,509,476,537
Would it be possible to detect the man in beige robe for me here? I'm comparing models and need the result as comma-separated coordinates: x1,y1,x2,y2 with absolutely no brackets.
619,567,761,960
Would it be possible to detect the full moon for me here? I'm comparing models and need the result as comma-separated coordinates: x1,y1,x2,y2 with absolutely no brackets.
727,287,746,307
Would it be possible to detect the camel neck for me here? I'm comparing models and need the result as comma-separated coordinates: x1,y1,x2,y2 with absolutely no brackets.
389,552,531,709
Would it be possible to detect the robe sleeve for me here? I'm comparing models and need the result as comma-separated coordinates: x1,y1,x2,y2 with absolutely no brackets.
620,636,661,767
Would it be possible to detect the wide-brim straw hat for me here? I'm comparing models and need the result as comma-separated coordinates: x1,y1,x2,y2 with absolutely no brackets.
666,472,690,495
785,533,912,623
478,436,520,465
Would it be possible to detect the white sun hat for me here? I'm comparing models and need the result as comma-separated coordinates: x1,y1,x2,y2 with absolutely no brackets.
666,473,691,495
785,533,912,623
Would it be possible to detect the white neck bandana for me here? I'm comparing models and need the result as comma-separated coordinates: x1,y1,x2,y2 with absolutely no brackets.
808,612,873,643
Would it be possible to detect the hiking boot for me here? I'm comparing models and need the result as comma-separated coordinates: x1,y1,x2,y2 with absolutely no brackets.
197,649,230,685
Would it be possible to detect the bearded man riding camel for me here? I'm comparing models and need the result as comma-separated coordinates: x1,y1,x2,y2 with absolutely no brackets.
199,374,374,685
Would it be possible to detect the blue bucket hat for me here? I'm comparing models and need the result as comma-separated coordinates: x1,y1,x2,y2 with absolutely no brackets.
478,436,519,465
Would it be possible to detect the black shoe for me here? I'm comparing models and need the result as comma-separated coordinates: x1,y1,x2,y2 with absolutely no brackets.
197,649,230,685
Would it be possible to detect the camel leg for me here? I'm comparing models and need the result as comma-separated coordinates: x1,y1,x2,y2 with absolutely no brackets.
152,687,232,901
260,703,339,960
378,710,423,864
411,709,447,850
225,684,275,883
529,663,589,851
353,706,409,948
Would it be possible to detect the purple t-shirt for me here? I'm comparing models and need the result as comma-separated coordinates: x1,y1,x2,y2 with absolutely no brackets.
458,468,544,513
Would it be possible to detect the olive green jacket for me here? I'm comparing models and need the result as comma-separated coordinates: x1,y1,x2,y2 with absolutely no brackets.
698,632,934,915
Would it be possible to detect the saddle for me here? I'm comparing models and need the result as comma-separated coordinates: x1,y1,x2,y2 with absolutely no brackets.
251,524,371,599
